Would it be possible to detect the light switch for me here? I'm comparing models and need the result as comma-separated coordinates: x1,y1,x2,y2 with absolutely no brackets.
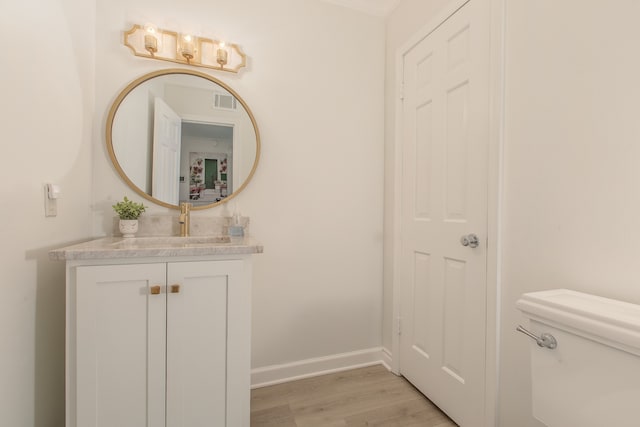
44,184,60,217
47,184,62,199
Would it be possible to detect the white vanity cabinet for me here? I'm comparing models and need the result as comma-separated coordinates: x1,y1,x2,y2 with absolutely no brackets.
63,255,253,427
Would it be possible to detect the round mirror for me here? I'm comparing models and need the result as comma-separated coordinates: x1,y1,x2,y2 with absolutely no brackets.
106,69,260,210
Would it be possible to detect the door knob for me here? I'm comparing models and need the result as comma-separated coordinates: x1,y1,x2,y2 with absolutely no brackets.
460,233,479,248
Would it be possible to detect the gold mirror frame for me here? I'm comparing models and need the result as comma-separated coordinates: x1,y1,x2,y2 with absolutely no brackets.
106,68,260,210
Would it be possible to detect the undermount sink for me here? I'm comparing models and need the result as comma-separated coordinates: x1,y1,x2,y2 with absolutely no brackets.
110,235,232,249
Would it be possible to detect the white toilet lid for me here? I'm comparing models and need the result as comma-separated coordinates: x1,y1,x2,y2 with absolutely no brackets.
517,288,640,356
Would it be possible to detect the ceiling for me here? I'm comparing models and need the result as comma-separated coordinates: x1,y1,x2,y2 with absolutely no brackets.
318,0,401,17
182,122,233,141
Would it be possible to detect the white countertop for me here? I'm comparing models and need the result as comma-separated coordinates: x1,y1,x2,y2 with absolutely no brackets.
49,235,263,261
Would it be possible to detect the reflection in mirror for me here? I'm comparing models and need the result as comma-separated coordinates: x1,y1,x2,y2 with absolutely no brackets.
107,69,260,209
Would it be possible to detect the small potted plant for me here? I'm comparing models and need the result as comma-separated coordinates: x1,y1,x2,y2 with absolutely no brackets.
112,196,146,238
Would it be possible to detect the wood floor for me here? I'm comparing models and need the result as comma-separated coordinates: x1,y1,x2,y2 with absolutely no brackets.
250,365,458,427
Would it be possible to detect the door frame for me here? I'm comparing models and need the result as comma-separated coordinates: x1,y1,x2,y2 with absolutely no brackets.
390,0,505,425
181,114,240,192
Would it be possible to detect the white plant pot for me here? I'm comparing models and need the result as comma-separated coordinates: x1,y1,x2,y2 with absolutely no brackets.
119,219,139,238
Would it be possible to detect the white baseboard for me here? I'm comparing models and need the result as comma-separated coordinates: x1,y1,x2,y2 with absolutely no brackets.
380,347,392,371
251,347,387,389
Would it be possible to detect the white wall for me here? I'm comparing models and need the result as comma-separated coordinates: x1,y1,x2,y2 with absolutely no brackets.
93,0,385,372
500,1,640,425
0,0,95,425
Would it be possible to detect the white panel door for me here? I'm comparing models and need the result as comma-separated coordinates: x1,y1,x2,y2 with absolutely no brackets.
153,97,182,205
165,261,233,427
76,263,166,427
399,1,490,425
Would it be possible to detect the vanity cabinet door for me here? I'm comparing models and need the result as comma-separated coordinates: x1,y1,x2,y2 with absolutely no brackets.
76,263,167,427
165,260,231,427
74,259,248,427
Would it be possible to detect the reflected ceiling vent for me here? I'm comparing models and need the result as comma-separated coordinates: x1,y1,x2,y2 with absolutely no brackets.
213,92,238,111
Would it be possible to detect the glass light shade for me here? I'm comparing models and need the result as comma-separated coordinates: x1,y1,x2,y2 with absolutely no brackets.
143,23,159,53
179,34,196,60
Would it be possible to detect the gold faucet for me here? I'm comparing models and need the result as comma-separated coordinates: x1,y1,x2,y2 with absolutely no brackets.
179,202,192,237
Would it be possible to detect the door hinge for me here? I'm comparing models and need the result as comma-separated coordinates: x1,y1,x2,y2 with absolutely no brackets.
396,316,402,335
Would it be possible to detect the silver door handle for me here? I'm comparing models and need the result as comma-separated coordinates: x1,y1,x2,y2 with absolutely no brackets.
516,325,557,350
460,233,479,248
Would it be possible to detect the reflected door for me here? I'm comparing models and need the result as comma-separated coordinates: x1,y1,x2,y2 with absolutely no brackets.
152,97,181,205
399,1,490,425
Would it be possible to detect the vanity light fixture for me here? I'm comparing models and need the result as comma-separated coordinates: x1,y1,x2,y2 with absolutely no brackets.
123,24,247,73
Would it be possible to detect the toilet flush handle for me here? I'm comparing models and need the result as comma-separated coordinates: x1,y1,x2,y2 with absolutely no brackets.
516,325,558,350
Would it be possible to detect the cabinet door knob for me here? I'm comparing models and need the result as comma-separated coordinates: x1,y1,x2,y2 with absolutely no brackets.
170,284,181,294
150,285,161,295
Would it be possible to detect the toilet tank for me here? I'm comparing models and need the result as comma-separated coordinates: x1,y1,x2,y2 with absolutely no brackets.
516,289,640,427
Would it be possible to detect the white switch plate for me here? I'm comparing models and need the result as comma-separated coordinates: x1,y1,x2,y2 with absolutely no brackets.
44,185,57,217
